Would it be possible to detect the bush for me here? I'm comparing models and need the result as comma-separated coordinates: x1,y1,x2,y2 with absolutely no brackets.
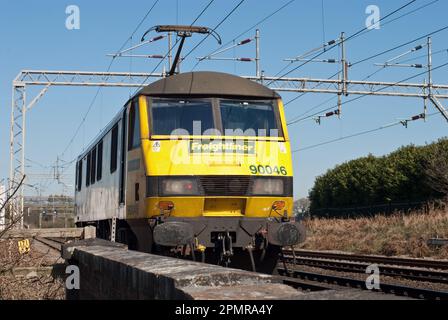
309,138,448,217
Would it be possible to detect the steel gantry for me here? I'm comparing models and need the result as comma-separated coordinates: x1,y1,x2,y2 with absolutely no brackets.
252,76,448,100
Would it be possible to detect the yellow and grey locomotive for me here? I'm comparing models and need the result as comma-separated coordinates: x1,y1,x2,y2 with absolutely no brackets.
75,71,305,273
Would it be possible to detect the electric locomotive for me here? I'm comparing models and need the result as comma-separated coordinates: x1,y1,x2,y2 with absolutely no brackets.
75,71,305,273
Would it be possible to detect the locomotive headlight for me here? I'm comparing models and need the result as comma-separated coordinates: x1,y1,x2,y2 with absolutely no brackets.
251,178,284,196
161,178,199,195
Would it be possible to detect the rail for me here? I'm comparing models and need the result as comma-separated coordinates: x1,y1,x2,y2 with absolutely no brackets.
283,249,448,270
278,268,448,300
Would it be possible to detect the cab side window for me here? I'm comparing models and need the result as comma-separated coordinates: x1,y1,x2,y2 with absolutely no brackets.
97,140,103,181
128,101,141,150
76,160,82,191
90,146,97,185
86,153,91,187
110,124,119,173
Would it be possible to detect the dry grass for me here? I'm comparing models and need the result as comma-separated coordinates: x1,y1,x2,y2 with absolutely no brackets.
300,209,448,259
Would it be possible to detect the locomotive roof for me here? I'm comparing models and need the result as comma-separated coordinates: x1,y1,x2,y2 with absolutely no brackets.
137,71,280,99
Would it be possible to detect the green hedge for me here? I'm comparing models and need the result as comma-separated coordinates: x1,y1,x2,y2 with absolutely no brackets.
309,138,448,216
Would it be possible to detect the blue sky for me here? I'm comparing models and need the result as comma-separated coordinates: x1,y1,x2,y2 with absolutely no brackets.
0,0,447,199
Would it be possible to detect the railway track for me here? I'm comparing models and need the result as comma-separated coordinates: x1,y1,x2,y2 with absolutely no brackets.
283,249,448,270
281,255,448,284
279,249,448,300
278,268,448,300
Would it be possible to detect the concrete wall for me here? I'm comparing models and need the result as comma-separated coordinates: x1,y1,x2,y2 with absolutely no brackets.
63,240,303,300
5,227,85,239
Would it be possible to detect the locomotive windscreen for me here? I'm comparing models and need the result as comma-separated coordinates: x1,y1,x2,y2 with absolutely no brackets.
220,100,280,137
151,99,215,135
149,97,282,137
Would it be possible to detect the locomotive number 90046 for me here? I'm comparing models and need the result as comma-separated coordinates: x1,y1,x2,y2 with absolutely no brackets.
249,165,288,176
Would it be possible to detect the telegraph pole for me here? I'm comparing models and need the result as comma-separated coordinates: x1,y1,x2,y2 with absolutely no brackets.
255,29,261,79
423,79,428,121
427,37,432,97
168,32,173,72
340,32,348,96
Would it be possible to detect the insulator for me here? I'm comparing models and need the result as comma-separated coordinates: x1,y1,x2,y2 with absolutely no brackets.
238,57,253,62
414,45,423,51
327,59,336,63
414,64,423,68
239,38,252,45
152,35,165,42
325,111,335,117
150,55,164,59
411,114,424,121
327,40,336,46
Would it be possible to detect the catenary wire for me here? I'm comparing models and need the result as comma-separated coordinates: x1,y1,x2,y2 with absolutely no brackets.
292,111,440,153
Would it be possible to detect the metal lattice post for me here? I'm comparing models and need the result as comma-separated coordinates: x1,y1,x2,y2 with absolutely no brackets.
8,86,14,226
20,86,26,228
9,84,26,227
